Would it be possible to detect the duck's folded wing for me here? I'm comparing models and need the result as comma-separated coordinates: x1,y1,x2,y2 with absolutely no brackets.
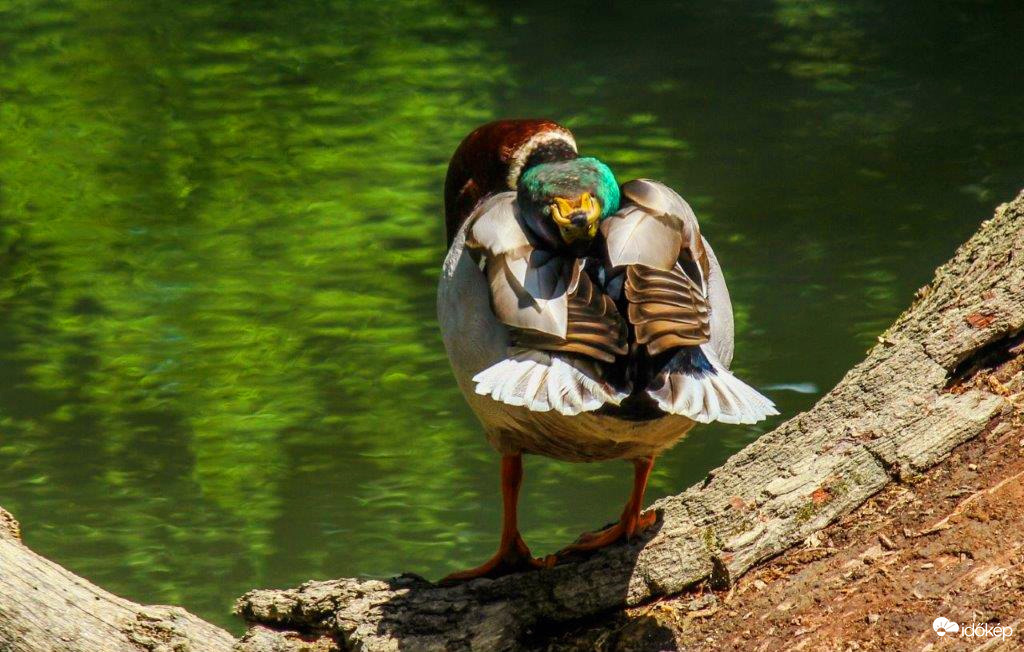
624,262,711,355
603,179,777,424
603,178,709,275
465,193,627,415
602,179,712,355
512,261,628,363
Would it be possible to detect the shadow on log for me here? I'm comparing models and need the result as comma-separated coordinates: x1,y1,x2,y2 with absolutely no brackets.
0,191,1021,652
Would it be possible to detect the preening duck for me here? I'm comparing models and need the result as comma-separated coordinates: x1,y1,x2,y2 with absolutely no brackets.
438,119,777,582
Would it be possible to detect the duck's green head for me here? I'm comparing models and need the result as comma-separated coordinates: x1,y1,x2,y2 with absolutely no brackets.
517,157,620,249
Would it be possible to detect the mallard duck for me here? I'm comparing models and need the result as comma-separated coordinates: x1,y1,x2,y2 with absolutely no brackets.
438,119,777,582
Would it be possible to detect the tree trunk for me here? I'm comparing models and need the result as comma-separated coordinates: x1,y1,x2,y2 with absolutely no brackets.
1,191,1022,652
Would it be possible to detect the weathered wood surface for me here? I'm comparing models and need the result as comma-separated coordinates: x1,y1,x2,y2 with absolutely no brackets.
233,191,1024,651
0,507,235,652
0,192,1020,652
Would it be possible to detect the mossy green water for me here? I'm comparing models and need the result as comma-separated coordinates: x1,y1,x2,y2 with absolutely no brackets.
1,0,1021,632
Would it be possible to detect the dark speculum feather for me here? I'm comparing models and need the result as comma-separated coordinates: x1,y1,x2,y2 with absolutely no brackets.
613,347,715,421
653,346,716,384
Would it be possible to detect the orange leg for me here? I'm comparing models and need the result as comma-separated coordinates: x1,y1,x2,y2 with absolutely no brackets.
562,456,658,553
440,454,552,584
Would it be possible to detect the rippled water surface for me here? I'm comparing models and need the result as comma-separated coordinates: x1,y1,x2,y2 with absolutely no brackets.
1,0,1022,631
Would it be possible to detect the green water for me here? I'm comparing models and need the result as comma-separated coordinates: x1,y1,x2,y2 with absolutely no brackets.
1,0,1021,632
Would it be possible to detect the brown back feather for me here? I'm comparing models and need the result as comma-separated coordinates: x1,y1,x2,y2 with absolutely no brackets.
625,263,711,355
509,261,628,363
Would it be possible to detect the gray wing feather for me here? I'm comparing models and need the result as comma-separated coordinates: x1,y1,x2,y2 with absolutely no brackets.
466,198,570,337
465,191,530,256
602,179,706,274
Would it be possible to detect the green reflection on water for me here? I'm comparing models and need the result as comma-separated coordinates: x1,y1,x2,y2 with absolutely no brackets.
1,0,1022,632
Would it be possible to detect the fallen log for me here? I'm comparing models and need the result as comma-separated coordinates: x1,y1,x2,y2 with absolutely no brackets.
543,391,1024,650
234,190,1024,651
0,508,235,652
0,191,1021,652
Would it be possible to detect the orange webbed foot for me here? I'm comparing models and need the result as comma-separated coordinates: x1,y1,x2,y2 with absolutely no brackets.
557,457,659,557
439,534,555,585
561,509,658,554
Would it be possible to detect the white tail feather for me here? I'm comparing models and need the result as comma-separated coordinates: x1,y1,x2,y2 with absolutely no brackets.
473,350,627,416
648,345,779,424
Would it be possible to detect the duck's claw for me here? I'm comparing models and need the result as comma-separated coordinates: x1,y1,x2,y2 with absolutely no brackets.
439,534,555,585
560,509,658,555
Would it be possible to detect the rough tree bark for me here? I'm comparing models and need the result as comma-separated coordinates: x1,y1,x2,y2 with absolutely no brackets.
0,191,1021,652
0,507,235,652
